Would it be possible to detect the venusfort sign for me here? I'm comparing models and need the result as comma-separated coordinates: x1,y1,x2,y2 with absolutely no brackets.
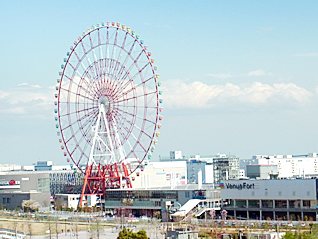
220,182,255,190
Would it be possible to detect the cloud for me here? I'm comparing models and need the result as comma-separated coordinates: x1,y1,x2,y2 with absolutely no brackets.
207,72,232,79
0,83,54,118
247,69,272,77
208,70,271,78
18,83,28,86
18,83,42,88
162,80,313,110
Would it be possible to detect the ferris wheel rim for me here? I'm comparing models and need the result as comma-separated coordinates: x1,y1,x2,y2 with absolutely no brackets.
56,23,161,175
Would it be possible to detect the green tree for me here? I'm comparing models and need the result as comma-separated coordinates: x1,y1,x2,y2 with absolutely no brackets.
282,231,296,239
117,228,148,239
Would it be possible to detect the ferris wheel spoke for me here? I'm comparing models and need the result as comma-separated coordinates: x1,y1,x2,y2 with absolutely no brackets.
115,76,154,100
113,110,152,139
115,91,157,104
120,49,144,77
115,106,156,126
112,111,134,136
89,36,101,77
97,29,102,48
124,128,143,152
108,29,118,76
114,47,143,86
73,51,81,62
61,107,98,131
113,65,151,98
129,61,150,80
67,62,77,72
77,143,90,166
112,39,137,82
61,87,96,102
89,33,95,50
111,32,128,78
71,111,99,141
80,41,87,55
105,28,110,73
86,64,96,81
63,74,97,99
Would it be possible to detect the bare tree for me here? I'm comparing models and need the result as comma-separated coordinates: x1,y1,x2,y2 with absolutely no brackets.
21,200,41,212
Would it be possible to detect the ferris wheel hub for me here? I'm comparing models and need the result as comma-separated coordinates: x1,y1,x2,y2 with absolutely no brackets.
99,96,112,112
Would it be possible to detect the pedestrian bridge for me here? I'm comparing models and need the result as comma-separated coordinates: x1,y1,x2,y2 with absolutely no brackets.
171,199,221,218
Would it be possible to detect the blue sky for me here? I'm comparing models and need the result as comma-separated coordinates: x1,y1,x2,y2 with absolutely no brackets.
1,1,318,165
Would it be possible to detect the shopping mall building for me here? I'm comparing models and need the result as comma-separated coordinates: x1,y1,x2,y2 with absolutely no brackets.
220,179,318,221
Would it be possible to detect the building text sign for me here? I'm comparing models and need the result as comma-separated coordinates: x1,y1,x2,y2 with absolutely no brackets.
220,182,255,190
0,179,21,189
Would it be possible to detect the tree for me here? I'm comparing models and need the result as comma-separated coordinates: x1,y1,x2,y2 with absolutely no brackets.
209,209,216,220
21,200,41,212
117,228,148,239
221,210,228,220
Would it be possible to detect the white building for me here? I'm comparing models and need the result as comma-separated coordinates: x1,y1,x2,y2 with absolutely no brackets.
0,164,21,171
240,153,318,178
55,194,80,209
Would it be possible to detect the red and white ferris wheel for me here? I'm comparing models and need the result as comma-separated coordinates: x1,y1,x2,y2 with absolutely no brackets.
54,22,162,206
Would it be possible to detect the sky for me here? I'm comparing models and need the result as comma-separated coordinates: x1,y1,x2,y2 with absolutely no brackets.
1,1,318,165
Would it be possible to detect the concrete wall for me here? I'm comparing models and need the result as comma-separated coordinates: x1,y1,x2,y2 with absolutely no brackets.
187,161,206,184
0,192,50,210
221,179,317,200
0,172,50,193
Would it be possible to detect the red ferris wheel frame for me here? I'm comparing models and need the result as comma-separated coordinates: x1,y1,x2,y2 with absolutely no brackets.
54,22,162,206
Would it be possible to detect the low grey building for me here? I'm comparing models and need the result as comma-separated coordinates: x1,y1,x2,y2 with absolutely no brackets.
0,171,51,210
166,229,198,239
246,164,278,179
221,179,318,221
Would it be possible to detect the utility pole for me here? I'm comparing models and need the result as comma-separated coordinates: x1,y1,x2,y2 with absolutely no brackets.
56,220,58,239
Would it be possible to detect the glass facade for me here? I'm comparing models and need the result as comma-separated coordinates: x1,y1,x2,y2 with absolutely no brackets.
262,200,273,208
104,190,178,201
275,200,287,208
248,200,259,208
38,178,50,192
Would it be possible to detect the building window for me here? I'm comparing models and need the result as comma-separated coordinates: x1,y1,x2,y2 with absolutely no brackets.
303,200,310,208
307,191,310,196
275,200,287,208
2,198,5,204
289,200,301,208
251,191,255,196
262,200,273,208
278,191,282,196
292,191,296,196
185,191,190,198
6,198,10,204
236,200,246,208
38,178,50,192
265,191,268,196
248,200,259,208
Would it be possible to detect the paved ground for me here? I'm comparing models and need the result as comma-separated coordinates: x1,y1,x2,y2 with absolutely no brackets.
32,225,165,239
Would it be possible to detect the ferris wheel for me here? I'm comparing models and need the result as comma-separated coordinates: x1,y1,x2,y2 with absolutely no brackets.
54,22,162,205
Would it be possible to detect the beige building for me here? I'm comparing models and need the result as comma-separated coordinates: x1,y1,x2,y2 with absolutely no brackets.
130,161,187,189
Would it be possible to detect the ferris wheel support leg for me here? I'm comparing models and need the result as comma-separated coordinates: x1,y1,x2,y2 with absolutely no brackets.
122,163,132,188
79,165,92,208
